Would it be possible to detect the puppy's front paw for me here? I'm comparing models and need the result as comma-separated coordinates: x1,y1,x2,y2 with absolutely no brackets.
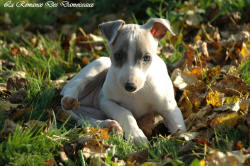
126,127,148,144
101,120,123,135
61,96,80,110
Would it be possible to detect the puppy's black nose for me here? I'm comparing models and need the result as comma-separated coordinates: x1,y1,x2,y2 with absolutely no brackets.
125,82,137,92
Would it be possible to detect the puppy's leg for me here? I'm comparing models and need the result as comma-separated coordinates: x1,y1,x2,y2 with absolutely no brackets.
161,107,186,133
99,97,148,144
159,98,186,133
61,57,111,110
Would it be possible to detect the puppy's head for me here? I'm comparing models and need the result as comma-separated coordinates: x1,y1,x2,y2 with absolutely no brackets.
99,18,175,93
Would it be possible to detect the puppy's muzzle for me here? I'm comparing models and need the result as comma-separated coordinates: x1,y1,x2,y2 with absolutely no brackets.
125,82,137,92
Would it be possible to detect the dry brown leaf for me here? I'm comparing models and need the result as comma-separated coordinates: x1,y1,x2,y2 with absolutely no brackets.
178,91,193,118
125,149,148,164
55,108,69,122
213,75,249,96
179,81,207,119
137,113,163,137
7,76,27,91
11,48,19,55
11,107,33,121
206,66,221,82
205,150,250,166
184,45,195,68
82,57,89,65
82,138,111,158
172,68,198,90
8,88,27,104
45,159,54,166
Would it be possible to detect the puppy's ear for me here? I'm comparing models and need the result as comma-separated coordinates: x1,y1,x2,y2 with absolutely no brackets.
143,18,175,40
99,20,125,44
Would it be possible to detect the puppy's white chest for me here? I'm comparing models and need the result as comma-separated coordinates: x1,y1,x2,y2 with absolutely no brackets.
102,74,160,118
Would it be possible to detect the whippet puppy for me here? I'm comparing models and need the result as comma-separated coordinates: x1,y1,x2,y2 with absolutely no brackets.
61,18,186,144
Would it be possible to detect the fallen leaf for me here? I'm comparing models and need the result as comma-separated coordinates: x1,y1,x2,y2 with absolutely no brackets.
89,128,110,140
213,75,249,96
205,66,221,82
137,113,163,137
206,91,223,107
191,67,204,80
19,47,29,56
125,149,148,164
226,96,240,105
179,132,198,141
205,150,250,166
141,162,157,166
45,159,54,166
11,48,19,55
214,101,240,112
172,68,198,90
200,159,205,166
8,88,27,104
7,76,27,91
55,108,69,122
11,107,33,121
184,45,195,67
125,161,136,166
82,139,110,158
82,57,89,65
209,112,241,129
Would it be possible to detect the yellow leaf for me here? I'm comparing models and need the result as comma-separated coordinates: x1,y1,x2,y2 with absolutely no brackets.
111,162,118,166
200,159,205,166
195,35,201,41
125,161,136,166
210,112,240,128
100,128,110,140
240,43,250,58
141,162,157,166
191,67,204,80
89,127,110,140
206,91,222,107
225,96,240,105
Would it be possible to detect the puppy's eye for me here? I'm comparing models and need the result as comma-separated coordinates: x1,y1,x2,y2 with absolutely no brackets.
143,55,151,62
114,53,123,61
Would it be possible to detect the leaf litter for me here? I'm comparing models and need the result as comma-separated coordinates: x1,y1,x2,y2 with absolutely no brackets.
0,2,249,165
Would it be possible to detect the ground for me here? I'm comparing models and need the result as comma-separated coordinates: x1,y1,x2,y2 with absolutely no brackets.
0,0,249,165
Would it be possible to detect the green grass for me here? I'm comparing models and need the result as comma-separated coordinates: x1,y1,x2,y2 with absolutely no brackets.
0,124,58,165
239,59,250,84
